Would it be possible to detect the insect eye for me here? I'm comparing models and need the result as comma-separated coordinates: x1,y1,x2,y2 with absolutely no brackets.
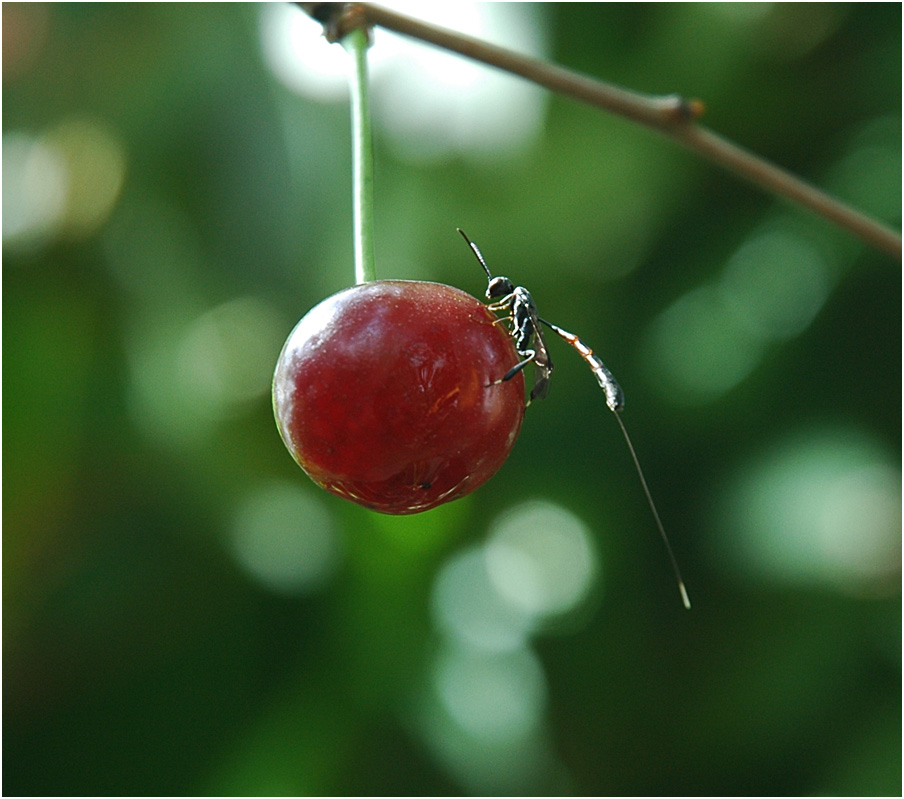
487,276,513,299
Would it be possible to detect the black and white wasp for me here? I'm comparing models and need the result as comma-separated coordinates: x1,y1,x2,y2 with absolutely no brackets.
459,228,690,610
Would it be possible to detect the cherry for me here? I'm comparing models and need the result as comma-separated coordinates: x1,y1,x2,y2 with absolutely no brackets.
273,279,525,514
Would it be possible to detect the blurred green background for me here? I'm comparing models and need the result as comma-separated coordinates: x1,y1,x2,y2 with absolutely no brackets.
4,3,901,795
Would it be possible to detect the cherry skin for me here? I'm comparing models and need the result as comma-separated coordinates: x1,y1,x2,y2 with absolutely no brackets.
273,280,525,514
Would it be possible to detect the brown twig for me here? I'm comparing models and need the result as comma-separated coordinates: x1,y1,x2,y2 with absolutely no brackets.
299,2,901,261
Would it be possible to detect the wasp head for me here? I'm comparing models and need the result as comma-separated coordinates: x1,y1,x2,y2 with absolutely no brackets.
486,275,514,301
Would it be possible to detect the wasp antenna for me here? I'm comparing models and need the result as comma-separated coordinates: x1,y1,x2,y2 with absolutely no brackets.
613,411,691,610
457,228,493,280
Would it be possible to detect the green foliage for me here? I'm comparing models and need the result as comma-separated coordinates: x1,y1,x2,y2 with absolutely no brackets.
4,3,900,795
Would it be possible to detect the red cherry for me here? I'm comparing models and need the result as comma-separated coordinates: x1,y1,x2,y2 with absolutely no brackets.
273,280,525,514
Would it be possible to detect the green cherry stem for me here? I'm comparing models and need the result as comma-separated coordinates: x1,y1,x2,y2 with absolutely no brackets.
342,25,377,284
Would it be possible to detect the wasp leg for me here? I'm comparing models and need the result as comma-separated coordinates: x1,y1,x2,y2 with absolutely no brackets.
487,296,515,314
490,349,536,385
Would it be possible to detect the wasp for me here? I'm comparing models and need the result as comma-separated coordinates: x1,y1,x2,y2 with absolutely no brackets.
459,228,690,610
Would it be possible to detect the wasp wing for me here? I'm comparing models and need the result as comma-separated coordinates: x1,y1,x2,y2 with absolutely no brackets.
526,305,554,403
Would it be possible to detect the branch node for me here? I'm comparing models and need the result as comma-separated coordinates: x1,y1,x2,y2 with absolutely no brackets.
297,2,371,45
686,98,706,120
659,94,706,126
